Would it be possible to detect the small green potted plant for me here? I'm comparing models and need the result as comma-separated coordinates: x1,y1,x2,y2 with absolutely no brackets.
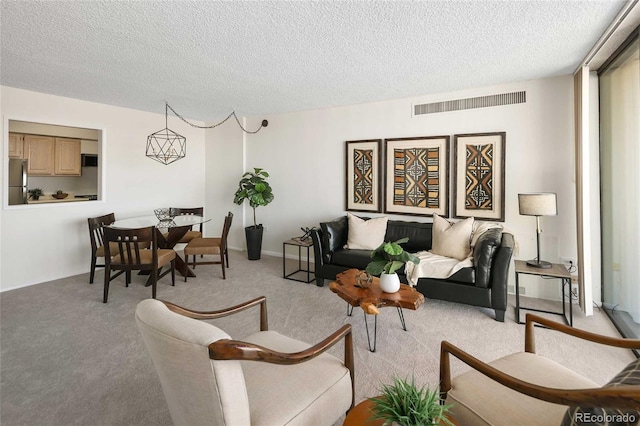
366,237,419,293
28,188,44,200
370,376,454,426
233,167,274,260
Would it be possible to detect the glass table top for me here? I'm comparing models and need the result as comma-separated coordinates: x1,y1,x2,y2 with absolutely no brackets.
110,215,211,229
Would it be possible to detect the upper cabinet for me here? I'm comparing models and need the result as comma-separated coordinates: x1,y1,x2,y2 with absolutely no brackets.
80,139,99,155
25,135,55,175
8,133,24,159
54,138,81,175
22,134,81,176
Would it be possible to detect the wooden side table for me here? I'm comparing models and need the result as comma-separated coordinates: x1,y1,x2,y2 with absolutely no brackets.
344,397,458,425
514,260,573,326
343,398,383,426
282,237,315,283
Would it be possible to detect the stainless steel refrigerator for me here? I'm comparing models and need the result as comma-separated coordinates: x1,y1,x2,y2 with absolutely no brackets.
8,159,28,205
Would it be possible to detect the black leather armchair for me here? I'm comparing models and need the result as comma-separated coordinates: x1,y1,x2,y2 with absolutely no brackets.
311,216,514,322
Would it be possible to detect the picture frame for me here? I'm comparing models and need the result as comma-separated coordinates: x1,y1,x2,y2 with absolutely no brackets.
453,132,506,221
384,136,449,217
345,139,382,213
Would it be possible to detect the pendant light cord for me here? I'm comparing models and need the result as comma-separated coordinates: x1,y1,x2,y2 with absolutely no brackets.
165,102,267,134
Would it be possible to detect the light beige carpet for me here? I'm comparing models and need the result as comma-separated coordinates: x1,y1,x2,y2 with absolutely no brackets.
0,250,634,425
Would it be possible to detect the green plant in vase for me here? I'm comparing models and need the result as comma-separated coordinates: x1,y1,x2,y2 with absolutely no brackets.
28,188,44,200
369,376,454,426
366,238,419,293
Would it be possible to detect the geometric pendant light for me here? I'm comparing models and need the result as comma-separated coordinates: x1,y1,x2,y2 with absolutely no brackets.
146,103,186,165
146,102,268,165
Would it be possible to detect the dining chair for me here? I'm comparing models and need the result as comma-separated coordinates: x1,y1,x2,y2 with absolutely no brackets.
165,207,203,244
183,212,233,280
102,226,176,303
87,212,116,284
135,296,354,425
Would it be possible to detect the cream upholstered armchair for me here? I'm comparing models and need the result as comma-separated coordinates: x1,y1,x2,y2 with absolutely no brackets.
135,297,354,425
440,313,640,425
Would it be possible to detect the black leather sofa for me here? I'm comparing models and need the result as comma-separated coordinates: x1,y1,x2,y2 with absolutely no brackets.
310,216,515,322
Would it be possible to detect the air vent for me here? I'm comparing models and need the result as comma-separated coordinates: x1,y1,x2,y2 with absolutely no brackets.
414,91,526,115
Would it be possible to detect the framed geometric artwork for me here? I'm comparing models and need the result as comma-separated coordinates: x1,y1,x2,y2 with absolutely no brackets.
384,136,449,217
345,139,382,213
453,132,506,221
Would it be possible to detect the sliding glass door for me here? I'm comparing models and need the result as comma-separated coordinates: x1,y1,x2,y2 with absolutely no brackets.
599,29,639,341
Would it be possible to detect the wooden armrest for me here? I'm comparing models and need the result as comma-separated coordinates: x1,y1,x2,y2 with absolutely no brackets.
210,324,355,409
209,324,352,363
161,296,268,331
525,313,640,353
440,340,640,409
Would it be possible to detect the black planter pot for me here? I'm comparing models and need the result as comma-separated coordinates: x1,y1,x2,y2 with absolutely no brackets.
245,225,264,260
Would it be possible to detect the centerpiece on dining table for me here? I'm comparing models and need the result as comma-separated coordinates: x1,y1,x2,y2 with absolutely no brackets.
154,208,177,227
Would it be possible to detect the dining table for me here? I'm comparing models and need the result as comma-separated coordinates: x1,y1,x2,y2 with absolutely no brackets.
110,214,211,280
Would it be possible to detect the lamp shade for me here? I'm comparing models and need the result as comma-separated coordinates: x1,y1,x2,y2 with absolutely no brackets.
518,193,557,216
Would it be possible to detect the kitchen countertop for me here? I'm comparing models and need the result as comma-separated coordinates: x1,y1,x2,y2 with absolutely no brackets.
27,194,92,204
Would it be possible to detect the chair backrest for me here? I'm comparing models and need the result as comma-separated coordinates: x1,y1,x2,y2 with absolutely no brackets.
135,299,250,425
170,207,204,232
88,213,116,252
221,212,233,247
103,226,156,268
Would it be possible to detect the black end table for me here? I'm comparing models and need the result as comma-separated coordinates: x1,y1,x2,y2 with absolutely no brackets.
514,260,573,326
283,238,314,283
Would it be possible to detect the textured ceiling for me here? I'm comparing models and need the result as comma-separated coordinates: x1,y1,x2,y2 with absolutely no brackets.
0,1,627,121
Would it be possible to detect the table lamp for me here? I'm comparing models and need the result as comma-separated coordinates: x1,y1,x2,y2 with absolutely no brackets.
518,193,557,269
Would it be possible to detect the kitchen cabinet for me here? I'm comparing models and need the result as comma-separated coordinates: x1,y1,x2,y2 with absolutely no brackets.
23,134,81,176
25,135,55,175
54,138,81,175
8,133,24,159
80,139,99,155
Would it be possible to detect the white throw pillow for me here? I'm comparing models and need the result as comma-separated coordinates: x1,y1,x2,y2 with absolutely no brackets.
344,213,388,250
431,214,474,260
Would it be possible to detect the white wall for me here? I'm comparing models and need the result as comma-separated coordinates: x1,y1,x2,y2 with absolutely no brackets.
1,86,206,291
204,117,244,246
235,76,578,300
2,76,582,302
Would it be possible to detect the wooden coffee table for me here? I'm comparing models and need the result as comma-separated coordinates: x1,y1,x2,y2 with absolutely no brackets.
330,269,425,352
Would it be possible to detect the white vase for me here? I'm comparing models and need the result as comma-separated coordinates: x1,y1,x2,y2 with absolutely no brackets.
379,272,400,293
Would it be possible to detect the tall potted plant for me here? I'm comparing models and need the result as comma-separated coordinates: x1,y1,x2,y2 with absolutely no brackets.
366,237,419,293
233,167,274,260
